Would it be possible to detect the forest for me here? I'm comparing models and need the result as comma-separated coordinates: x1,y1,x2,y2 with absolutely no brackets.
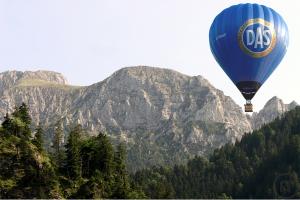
133,107,300,198
0,103,300,198
0,103,145,198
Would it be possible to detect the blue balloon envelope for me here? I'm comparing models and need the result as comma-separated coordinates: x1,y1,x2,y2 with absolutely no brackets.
209,3,289,111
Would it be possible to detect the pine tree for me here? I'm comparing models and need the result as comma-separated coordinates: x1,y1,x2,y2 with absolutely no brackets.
52,119,64,170
32,123,44,152
1,113,12,136
10,103,31,139
0,105,61,198
65,124,82,180
12,103,31,126
83,133,115,197
113,143,130,198
95,132,114,175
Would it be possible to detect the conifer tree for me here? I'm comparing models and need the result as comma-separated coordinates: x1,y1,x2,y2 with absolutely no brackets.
52,119,64,170
33,123,44,152
1,113,12,136
0,104,61,199
8,103,31,139
65,124,82,180
95,132,114,175
113,143,130,198
12,103,31,126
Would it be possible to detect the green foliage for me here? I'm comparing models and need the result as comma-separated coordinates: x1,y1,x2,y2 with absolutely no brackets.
4,103,299,198
32,123,44,152
72,134,139,199
94,133,115,175
12,103,31,125
0,104,61,198
1,103,32,140
1,113,12,135
0,103,146,199
113,143,131,198
132,107,300,198
51,119,65,170
65,124,82,180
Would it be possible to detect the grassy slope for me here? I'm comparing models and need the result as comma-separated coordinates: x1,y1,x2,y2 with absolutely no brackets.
14,78,84,91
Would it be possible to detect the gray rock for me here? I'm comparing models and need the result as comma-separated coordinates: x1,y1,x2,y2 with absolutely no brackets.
251,96,298,129
0,66,296,171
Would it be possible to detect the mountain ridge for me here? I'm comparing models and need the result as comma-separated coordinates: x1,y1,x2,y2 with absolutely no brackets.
0,66,297,170
251,96,298,129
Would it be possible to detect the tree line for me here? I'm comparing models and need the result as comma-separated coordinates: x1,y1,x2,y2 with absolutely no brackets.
0,103,145,198
132,106,300,198
1,103,300,198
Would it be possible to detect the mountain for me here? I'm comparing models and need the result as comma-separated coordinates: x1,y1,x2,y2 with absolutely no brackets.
251,96,298,129
0,66,296,170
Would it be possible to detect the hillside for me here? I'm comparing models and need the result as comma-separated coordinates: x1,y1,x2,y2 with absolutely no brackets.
132,106,300,198
0,67,297,170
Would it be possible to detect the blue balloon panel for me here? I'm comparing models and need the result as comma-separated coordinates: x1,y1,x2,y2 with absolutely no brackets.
209,3,289,100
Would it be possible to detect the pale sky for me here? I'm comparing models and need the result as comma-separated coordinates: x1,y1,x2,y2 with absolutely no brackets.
0,0,299,111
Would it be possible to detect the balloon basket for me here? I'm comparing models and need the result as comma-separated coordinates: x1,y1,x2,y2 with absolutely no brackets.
244,101,253,112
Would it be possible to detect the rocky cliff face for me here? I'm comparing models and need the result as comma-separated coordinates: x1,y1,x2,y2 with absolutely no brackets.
0,70,81,129
0,66,296,171
69,67,252,170
251,96,298,129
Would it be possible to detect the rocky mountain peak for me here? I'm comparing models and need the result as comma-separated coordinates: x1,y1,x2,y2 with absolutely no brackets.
20,70,68,85
118,66,187,77
251,96,298,129
111,66,209,83
0,70,68,94
288,100,298,109
107,66,189,85
264,96,285,110
266,96,281,103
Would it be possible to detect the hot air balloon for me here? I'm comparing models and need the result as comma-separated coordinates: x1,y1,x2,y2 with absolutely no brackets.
209,3,289,112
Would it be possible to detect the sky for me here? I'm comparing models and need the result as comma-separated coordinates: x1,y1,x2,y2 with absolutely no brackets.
0,0,299,111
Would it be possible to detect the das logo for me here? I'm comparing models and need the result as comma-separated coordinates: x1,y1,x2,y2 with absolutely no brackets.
238,18,276,58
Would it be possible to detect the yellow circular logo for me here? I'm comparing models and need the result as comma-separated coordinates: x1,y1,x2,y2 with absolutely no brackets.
238,18,276,58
